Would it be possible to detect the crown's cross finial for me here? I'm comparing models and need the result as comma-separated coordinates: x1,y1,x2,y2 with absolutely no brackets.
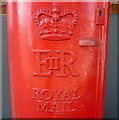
52,2,60,22
53,2,59,8
52,2,60,12
52,2,60,13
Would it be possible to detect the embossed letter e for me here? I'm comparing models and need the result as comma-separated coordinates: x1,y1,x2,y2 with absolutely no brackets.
33,50,79,77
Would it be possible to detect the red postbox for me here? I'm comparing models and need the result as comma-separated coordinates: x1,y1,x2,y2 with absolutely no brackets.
7,1,109,118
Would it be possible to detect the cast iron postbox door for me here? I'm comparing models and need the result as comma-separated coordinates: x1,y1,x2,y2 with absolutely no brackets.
7,1,109,118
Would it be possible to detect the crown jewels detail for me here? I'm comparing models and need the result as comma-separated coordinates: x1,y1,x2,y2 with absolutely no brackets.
34,2,78,41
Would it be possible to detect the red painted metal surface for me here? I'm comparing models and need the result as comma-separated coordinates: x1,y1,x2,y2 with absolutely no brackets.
7,1,109,118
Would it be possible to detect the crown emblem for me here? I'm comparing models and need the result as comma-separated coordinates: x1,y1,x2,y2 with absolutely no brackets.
34,2,78,41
